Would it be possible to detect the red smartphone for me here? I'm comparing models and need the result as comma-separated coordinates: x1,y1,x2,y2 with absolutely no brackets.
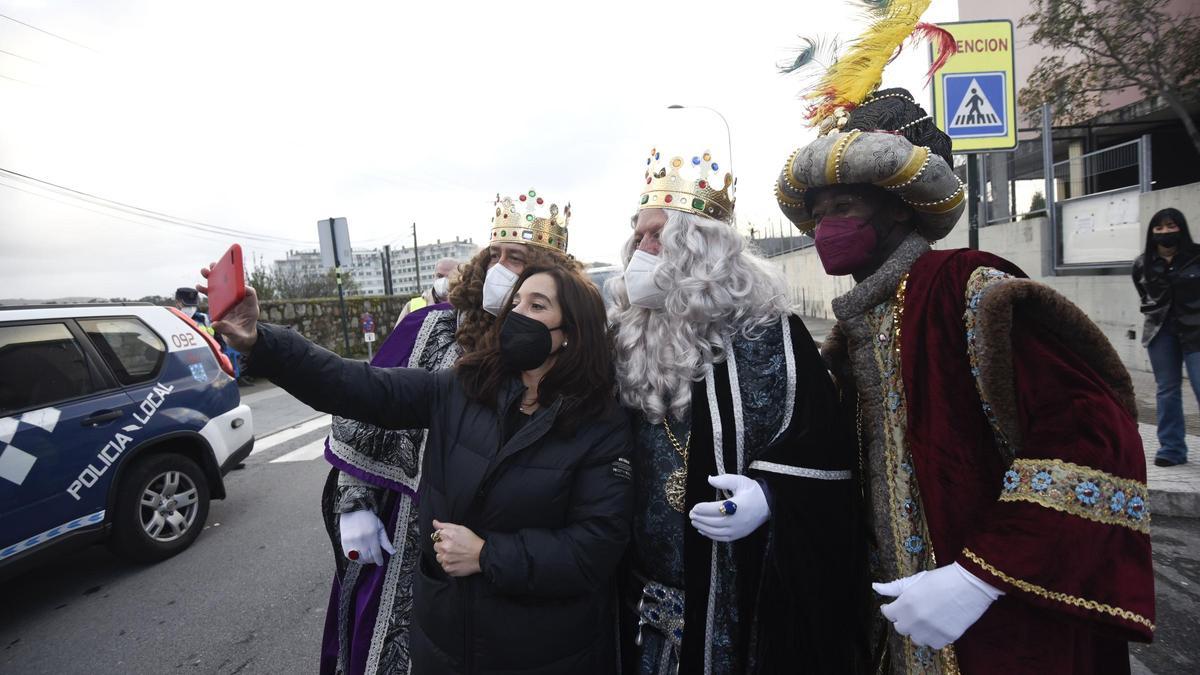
207,243,246,322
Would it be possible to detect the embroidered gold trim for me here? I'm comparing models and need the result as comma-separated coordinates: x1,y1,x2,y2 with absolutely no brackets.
891,274,907,358
864,273,959,674
880,145,930,188
1000,458,1150,533
905,183,966,212
826,130,863,185
963,266,1017,457
774,180,805,207
962,549,1155,631
783,147,806,192
965,267,1152,534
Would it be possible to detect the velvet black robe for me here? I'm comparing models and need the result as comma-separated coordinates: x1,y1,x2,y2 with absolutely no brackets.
620,314,867,674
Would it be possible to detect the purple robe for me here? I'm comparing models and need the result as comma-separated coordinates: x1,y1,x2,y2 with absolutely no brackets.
318,303,460,675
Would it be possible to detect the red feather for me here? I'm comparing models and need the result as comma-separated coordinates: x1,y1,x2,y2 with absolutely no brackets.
913,22,957,83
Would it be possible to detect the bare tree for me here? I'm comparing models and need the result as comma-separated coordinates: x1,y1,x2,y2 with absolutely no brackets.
245,254,279,301
1018,0,1200,155
137,295,174,306
273,266,360,300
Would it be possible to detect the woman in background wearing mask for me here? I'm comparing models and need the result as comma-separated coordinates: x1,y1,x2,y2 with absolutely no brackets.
1134,207,1200,467
316,191,582,675
203,262,632,674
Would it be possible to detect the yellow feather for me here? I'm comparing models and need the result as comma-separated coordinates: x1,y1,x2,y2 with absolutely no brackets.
806,0,932,126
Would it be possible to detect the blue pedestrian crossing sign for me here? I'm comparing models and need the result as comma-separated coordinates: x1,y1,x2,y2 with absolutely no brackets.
944,73,1007,138
930,20,1018,152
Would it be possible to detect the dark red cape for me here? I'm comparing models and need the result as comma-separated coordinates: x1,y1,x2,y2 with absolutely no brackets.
901,250,1154,674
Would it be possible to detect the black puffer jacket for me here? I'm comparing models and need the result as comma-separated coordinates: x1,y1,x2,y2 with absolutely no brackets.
247,323,634,674
1133,245,1200,351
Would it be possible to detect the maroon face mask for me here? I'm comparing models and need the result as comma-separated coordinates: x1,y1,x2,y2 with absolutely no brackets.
814,216,878,276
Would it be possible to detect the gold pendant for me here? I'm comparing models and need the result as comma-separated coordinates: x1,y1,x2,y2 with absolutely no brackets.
665,466,687,513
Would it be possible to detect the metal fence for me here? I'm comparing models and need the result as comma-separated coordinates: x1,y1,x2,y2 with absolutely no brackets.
753,221,813,259
1051,137,1148,201
980,131,1151,226
981,135,1049,224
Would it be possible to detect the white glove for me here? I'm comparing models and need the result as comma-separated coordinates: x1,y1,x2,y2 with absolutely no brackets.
339,509,396,566
688,474,770,542
873,562,1003,648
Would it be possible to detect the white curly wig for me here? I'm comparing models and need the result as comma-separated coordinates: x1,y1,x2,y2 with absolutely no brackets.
606,209,793,424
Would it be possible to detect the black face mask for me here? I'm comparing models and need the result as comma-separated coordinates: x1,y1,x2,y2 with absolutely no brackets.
1153,232,1182,249
499,311,563,372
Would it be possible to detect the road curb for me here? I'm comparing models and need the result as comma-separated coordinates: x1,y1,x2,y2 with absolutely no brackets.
1150,488,1200,519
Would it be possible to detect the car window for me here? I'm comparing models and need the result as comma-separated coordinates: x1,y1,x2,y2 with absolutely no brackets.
588,270,619,289
586,269,621,307
78,317,166,386
0,323,99,415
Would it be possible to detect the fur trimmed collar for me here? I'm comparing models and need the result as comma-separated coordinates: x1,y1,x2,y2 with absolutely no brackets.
972,277,1138,455
831,233,930,321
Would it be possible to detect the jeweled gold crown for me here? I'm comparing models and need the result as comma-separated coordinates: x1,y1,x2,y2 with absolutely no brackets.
638,148,736,224
491,188,569,253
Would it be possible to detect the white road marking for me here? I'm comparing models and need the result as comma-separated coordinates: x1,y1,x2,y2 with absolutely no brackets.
251,415,331,455
270,438,327,463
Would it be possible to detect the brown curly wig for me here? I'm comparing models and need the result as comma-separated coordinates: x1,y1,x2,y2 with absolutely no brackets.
449,245,582,354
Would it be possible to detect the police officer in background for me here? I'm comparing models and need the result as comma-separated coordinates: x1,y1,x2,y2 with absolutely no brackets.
175,287,212,328
175,286,251,388
395,257,459,326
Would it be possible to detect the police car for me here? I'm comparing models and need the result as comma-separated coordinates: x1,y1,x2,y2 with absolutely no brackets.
585,264,622,308
0,303,253,578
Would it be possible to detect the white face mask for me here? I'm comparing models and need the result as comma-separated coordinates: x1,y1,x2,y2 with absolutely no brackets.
624,250,667,310
482,263,519,316
432,276,450,302
181,305,198,316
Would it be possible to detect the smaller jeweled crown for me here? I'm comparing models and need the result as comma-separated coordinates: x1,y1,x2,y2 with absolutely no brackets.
491,188,569,253
638,148,736,224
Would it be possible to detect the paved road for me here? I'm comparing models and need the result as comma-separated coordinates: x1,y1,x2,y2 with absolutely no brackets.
2,378,1198,673
1132,515,1200,673
0,383,336,674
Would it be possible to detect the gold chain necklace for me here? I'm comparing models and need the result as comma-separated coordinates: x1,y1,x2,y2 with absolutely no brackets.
662,419,690,513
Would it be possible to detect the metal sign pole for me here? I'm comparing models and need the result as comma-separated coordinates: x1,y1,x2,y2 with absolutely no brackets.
967,154,980,250
1042,104,1057,262
381,245,393,296
330,216,352,355
411,222,421,295
361,312,377,362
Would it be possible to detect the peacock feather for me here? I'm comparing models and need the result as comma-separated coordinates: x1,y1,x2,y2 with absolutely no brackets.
851,0,894,16
779,35,842,75
802,0,933,126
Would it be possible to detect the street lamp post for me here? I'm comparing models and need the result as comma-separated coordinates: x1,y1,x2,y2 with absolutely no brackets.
667,103,737,229
666,104,734,177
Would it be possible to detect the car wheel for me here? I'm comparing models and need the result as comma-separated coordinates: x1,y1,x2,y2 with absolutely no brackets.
110,453,210,562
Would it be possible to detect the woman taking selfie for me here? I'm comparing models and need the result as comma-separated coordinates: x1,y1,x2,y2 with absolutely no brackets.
1133,207,1200,467
202,264,633,674
319,193,582,675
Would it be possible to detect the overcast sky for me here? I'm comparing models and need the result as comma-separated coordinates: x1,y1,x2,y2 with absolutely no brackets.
0,0,956,300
